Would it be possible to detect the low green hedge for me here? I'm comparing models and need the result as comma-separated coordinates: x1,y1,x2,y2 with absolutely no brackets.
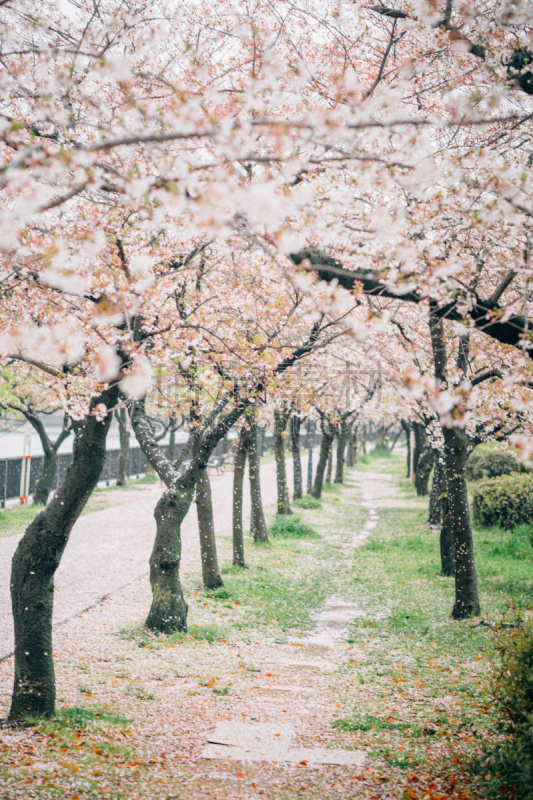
472,474,533,531
466,450,523,481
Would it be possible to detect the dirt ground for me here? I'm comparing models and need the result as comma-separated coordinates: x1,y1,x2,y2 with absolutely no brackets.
0,460,499,800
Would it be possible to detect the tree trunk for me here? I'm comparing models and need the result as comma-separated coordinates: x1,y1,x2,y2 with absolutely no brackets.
168,417,176,463
25,411,71,506
312,428,334,498
401,420,411,478
326,438,333,484
291,415,302,500
346,424,355,467
306,419,314,494
442,426,480,618
146,486,192,632
274,410,291,515
232,428,249,567
428,454,446,526
116,407,130,486
248,421,269,541
32,448,59,506
439,493,455,577
335,422,350,483
9,387,118,720
412,421,426,480
414,446,434,496
196,468,224,590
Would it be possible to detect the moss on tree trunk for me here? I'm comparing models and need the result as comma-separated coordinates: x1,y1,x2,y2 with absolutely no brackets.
9,388,117,720
146,487,192,632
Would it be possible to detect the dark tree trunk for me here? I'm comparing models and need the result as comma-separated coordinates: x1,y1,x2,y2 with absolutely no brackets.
116,407,130,486
291,415,302,500
326,438,333,484
26,412,71,506
232,427,249,567
439,493,455,576
196,468,224,590
412,421,426,480
428,454,446,526
312,427,334,499
306,419,314,494
32,449,58,506
9,388,117,720
429,312,480,619
389,427,402,453
274,410,291,515
248,421,269,541
168,416,177,463
414,446,434,496
346,424,355,467
132,397,249,633
334,422,350,483
442,426,480,618
146,486,192,632
401,419,412,478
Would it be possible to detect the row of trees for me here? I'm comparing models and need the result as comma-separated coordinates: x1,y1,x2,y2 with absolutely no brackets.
1,0,533,729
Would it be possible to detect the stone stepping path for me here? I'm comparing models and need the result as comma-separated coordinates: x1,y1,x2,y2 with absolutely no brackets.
202,721,365,769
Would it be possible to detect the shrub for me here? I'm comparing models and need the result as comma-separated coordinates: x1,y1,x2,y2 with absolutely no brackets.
481,621,533,797
467,450,522,481
268,515,318,538
472,474,533,531
293,496,322,510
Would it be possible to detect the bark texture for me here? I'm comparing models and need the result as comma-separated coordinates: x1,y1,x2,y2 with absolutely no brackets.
334,421,351,483
429,312,480,618
196,468,224,589
311,427,334,498
146,486,192,632
290,415,303,500
443,426,480,617
428,454,446,526
116,407,130,486
248,421,269,541
326,439,333,484
274,410,291,515
9,388,117,720
401,419,412,478
232,427,249,567
306,419,314,494
346,425,355,467
414,443,435,497
439,494,455,576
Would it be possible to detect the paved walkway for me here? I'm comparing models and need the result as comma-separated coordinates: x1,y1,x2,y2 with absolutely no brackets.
0,458,289,659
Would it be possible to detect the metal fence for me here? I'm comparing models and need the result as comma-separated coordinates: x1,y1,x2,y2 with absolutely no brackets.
0,428,281,508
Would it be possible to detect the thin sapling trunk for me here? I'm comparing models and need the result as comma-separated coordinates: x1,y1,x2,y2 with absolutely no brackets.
248,421,269,541
312,426,334,499
232,427,249,567
196,467,224,589
116,406,130,486
290,415,303,500
274,410,291,515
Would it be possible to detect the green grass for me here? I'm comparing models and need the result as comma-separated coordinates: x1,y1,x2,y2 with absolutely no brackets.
268,514,318,538
293,495,322,510
0,504,40,539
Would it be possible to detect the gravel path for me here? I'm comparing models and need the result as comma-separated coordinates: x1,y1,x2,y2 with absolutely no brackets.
0,458,287,659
